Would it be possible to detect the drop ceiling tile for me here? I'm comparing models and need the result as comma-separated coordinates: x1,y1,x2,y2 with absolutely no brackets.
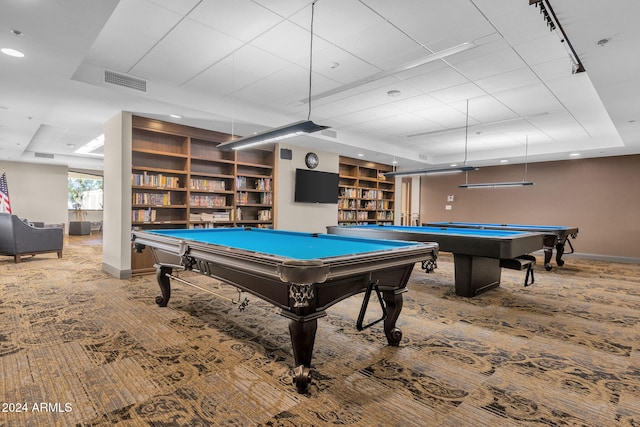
252,0,309,17
516,32,568,67
413,104,471,129
105,0,183,41
429,82,487,105
188,0,283,42
493,83,563,117
183,44,290,95
147,0,200,15
338,21,422,69
291,0,384,45
475,67,540,94
252,20,332,65
454,47,526,81
404,65,469,94
297,45,381,85
84,27,159,72
131,19,243,85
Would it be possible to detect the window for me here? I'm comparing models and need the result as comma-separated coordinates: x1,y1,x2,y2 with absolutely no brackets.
68,172,103,210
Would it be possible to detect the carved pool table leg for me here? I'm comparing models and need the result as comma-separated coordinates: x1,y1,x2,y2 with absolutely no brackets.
289,318,317,393
381,288,405,346
155,265,172,307
555,242,566,266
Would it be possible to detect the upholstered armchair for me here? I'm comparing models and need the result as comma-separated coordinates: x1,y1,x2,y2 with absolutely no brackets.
0,213,64,263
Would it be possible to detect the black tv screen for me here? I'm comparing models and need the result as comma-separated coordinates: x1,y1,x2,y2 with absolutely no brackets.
294,168,339,204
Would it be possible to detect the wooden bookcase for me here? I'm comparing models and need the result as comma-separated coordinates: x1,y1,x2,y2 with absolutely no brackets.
338,156,394,225
130,116,274,273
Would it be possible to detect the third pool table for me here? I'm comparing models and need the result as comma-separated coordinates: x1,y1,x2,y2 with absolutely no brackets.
423,222,578,270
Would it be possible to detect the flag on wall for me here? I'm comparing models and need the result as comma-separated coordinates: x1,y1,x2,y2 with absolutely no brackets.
0,171,12,214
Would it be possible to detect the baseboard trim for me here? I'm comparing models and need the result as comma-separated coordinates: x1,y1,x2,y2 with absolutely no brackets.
102,262,132,279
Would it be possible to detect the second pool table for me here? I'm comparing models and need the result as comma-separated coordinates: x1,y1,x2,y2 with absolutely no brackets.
327,225,543,298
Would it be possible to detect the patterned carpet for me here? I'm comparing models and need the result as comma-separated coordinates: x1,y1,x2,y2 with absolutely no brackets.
1,236,639,426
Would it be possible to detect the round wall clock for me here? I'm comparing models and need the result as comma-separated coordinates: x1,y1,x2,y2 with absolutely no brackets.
305,152,319,169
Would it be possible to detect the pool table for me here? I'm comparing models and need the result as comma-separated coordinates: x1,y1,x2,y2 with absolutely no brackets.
423,222,578,271
327,225,543,298
131,227,437,393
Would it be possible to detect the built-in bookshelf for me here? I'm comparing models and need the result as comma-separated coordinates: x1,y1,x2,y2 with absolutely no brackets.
130,116,274,273
338,156,395,225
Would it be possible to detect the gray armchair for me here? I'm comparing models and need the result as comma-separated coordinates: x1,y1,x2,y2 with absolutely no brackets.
0,213,64,263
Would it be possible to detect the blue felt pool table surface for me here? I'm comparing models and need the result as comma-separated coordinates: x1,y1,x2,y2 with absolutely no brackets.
146,228,424,260
425,222,576,232
348,225,535,238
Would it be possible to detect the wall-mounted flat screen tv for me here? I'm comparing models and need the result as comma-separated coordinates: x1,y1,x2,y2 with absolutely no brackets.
294,168,339,204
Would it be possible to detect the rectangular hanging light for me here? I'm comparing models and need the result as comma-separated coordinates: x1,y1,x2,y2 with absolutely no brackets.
385,165,476,178
459,181,534,188
217,120,329,151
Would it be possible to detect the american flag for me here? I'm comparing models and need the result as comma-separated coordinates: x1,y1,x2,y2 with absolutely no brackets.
0,171,12,214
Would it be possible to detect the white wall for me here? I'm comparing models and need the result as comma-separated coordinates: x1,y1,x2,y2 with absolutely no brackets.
0,161,68,225
274,143,339,233
102,112,133,278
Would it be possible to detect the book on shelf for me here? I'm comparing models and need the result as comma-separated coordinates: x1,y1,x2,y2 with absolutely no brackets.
189,194,227,207
132,171,180,188
132,192,173,206
132,209,156,222
189,178,226,191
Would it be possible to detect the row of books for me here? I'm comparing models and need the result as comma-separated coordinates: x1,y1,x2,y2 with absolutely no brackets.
339,200,393,210
338,211,385,221
340,188,392,200
132,192,175,206
236,176,272,190
377,211,394,220
235,192,273,205
189,194,228,207
132,209,156,222
235,207,272,221
190,211,231,222
132,172,181,188
190,178,227,191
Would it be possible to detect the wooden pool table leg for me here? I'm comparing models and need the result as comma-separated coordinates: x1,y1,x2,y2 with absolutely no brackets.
381,288,406,346
155,265,172,307
289,317,318,393
555,241,566,266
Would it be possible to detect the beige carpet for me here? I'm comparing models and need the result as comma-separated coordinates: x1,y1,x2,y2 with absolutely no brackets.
1,236,639,426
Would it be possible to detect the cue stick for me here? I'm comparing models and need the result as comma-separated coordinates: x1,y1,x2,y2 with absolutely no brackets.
163,271,250,310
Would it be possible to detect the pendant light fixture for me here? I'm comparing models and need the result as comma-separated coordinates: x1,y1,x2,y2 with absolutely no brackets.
385,99,477,178
459,136,535,188
218,1,329,151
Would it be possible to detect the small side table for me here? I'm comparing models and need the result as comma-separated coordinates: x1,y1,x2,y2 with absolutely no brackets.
69,221,91,235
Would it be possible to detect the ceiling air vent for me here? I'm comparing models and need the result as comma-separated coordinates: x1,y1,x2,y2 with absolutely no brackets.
104,70,147,92
321,129,337,139
35,152,54,159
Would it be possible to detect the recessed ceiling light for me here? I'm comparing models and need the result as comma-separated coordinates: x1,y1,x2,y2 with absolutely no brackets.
169,114,183,119
66,143,75,148
10,29,23,37
387,90,401,97
392,160,398,164
328,61,340,69
1,48,24,58
500,159,509,163
450,164,458,167
569,153,581,157
357,153,364,157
